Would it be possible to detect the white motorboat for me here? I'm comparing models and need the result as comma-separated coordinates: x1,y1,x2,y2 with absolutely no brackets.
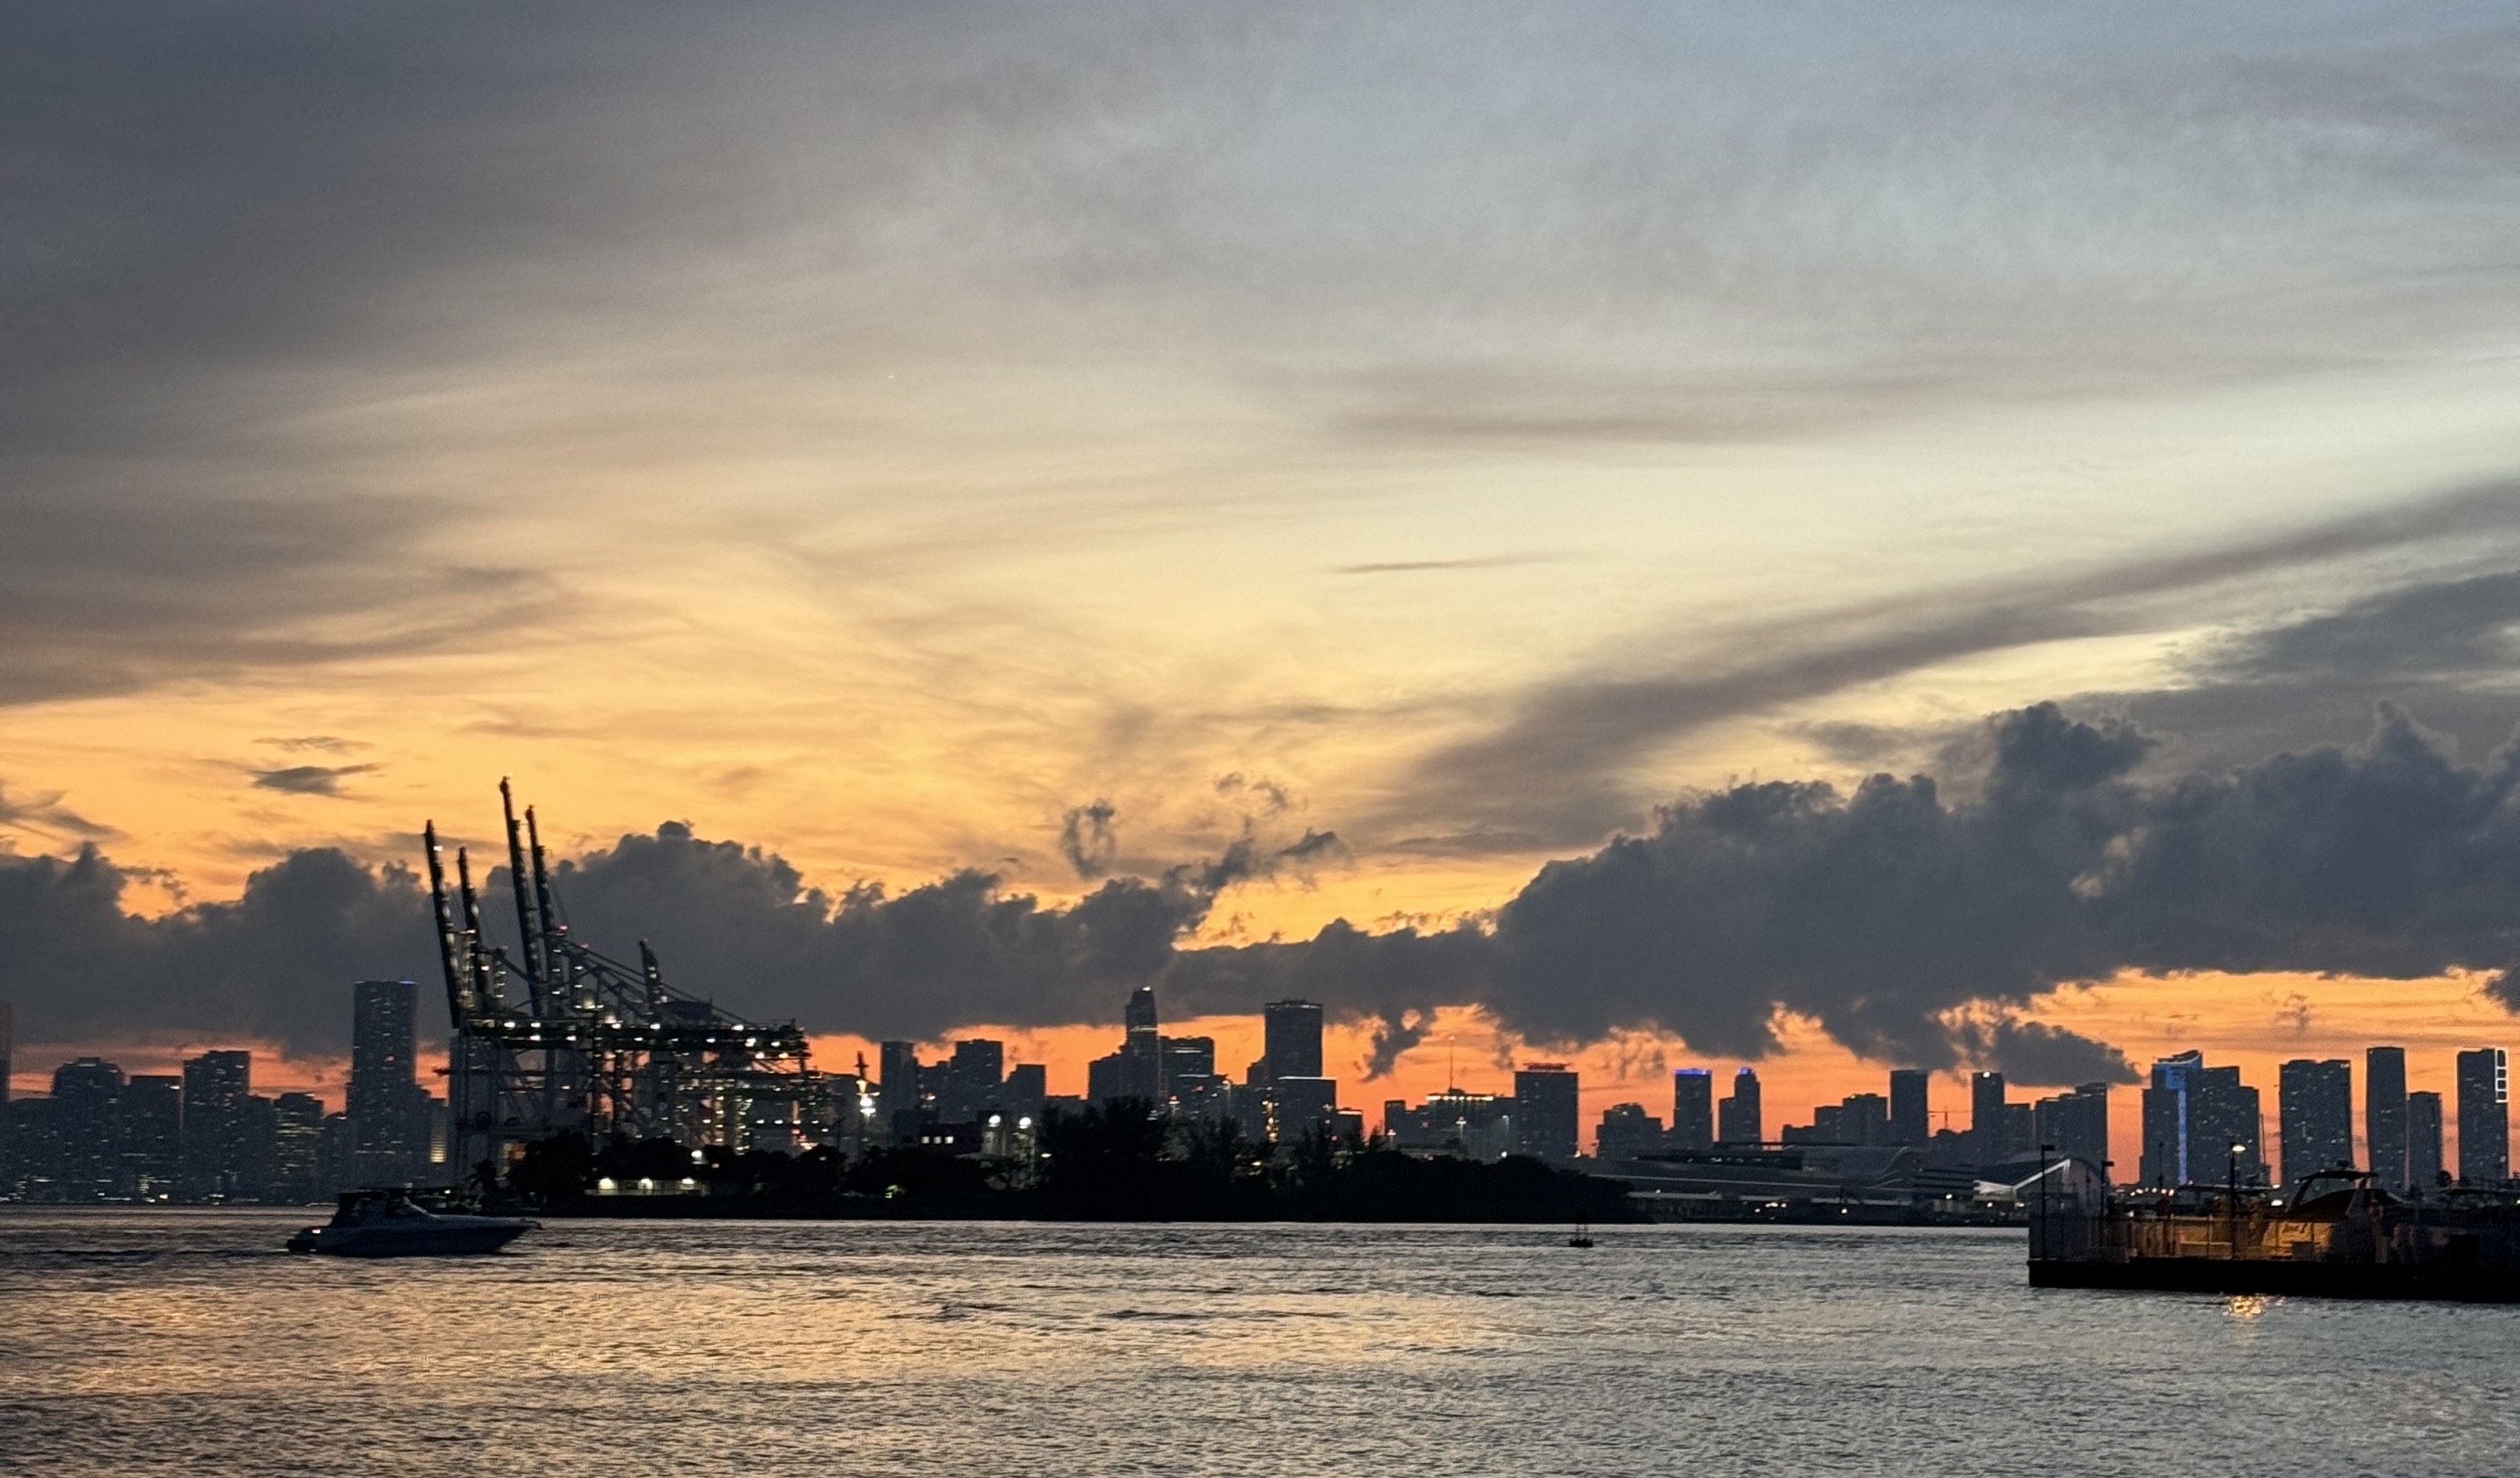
286,1189,537,1257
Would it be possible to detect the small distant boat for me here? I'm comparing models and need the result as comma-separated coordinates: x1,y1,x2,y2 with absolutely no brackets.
286,1189,537,1257
1568,1218,1595,1249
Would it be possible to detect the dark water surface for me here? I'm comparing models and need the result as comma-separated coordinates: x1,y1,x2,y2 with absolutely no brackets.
2,1209,2513,1476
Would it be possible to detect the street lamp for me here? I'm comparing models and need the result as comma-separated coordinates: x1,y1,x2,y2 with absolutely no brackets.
2228,1141,2248,1260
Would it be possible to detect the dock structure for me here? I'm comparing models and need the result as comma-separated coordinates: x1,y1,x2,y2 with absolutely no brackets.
422,781,830,1180
2031,1171,2520,1301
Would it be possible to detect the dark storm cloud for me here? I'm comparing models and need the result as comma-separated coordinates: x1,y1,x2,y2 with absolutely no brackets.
0,846,434,1058
251,765,378,798
1388,482,2520,851
17,702,2520,1071
1958,1019,2138,1088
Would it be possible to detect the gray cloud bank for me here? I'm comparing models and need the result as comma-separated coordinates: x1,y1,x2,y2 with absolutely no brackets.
16,697,2520,1086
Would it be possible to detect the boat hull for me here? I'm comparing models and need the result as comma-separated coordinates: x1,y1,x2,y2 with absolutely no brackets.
2030,1256,2520,1302
288,1220,533,1257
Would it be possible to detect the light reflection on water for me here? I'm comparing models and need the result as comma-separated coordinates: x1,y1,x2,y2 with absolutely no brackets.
4,1209,2518,1476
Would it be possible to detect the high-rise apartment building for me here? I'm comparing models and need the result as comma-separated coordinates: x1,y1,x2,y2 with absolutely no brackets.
50,1057,124,1200
939,1039,1006,1121
1088,986,1165,1104
1596,1102,1664,1161
349,980,422,1184
2408,1091,2446,1189
1512,1064,1578,1160
2032,1082,2110,1171
1717,1067,1762,1146
1671,1069,1714,1151
1002,1063,1047,1121
2278,1057,2353,1185
2140,1051,2264,1187
1262,1000,1324,1082
1838,1092,1892,1146
2456,1047,2508,1186
179,1051,252,1201
271,1092,327,1202
2366,1046,2408,1191
1888,1069,1930,1146
119,1074,182,1199
1971,1072,2007,1157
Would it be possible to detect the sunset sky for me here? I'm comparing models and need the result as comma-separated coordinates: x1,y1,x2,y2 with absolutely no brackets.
9,4,2520,1159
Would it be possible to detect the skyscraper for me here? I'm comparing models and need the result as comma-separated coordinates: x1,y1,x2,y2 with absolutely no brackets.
2366,1046,2408,1191
878,1040,923,1143
51,1057,124,1201
2408,1091,2446,1189
2278,1057,2353,1185
1002,1063,1047,1121
271,1092,327,1201
349,980,420,1184
940,1039,1006,1121
1671,1068,1714,1151
2456,1047,2508,1186
1717,1067,1762,1146
1971,1071,2007,1157
2032,1082,2110,1171
1888,1068,1930,1146
180,1051,252,1201
1512,1063,1578,1161
0,998,12,1105
118,1075,182,1199
2140,1051,2264,1186
1262,1000,1324,1082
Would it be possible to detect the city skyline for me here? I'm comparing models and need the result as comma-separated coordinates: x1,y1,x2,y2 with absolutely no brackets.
8,979,2511,1184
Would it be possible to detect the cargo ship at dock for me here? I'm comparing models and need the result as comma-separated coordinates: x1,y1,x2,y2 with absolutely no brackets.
2030,1171,2520,1301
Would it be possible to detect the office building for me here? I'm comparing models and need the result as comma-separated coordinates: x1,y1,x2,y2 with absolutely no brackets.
938,1039,1005,1122
180,1050,253,1201
1269,1076,1340,1141
2457,1047,2508,1186
2278,1057,2353,1185
2408,1091,2446,1189
271,1092,327,1201
1717,1067,1762,1146
878,1039,923,1141
1002,1063,1047,1122
1387,1088,1513,1159
1671,1069,1714,1152
51,1057,124,1200
1596,1103,1664,1161
349,980,422,1184
2366,1046,2408,1192
119,1075,182,1199
1833,1092,1892,1146
2032,1082,2110,1171
1971,1072,2007,1157
2139,1051,2265,1187
1262,1000,1324,1082
1889,1069,1930,1146
1089,986,1167,1104
1513,1063,1579,1161
1161,1036,1215,1087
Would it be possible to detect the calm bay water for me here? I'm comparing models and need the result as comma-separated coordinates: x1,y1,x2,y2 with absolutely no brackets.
2,1209,2514,1477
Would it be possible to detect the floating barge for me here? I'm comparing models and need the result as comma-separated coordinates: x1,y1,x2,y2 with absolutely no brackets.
2030,1171,2520,1301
